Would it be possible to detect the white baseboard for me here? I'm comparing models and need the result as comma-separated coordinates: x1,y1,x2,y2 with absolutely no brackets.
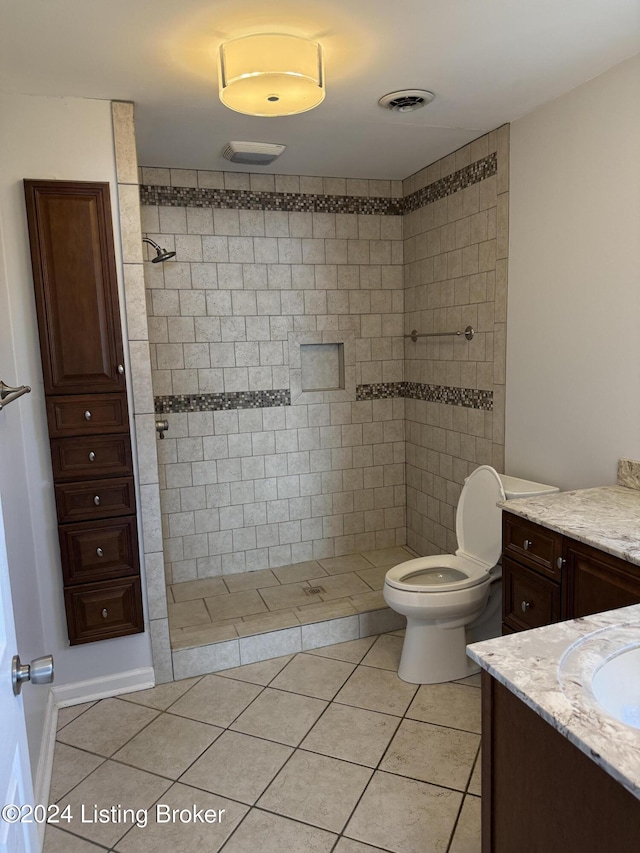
34,690,57,848
51,666,156,708
31,667,154,848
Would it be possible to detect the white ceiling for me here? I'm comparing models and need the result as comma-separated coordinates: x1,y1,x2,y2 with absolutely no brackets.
2,0,639,179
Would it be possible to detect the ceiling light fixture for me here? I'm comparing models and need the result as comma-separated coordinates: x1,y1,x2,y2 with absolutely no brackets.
218,33,325,117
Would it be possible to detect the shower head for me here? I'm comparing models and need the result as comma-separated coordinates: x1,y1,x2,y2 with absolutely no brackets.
142,237,176,263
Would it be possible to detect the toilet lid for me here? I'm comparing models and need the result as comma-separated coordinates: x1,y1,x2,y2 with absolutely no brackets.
456,465,506,569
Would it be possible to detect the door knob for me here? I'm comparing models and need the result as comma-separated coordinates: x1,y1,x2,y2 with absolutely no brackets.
12,654,54,696
521,601,531,612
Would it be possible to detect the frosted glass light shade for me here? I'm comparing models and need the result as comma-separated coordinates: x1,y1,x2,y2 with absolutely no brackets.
218,34,325,117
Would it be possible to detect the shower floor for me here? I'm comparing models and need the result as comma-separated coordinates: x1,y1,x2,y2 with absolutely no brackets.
168,546,417,651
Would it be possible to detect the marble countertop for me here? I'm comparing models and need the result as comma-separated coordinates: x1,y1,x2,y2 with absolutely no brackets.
499,484,640,566
468,603,640,800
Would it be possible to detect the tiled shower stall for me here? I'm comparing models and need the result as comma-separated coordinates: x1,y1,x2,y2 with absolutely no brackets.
113,102,509,681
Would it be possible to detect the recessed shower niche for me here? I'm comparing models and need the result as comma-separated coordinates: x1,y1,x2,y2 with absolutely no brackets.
301,343,345,392
288,330,356,404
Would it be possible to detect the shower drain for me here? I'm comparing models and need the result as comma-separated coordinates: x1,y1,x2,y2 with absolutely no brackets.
304,586,325,596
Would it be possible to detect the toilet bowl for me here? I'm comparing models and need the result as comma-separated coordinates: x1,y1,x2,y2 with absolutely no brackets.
384,466,559,684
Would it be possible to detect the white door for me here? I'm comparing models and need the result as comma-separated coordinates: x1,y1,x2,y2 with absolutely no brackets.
0,487,38,853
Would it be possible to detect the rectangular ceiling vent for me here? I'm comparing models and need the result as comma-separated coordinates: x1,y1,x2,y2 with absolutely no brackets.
222,141,286,166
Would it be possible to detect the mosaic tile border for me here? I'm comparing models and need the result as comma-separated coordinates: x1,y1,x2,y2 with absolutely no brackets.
155,383,492,413
403,153,497,213
140,152,496,217
141,185,403,216
155,389,291,414
358,382,493,411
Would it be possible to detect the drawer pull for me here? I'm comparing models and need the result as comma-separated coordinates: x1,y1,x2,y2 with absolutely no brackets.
101,608,108,619
96,547,104,557
93,496,101,506
557,557,566,569
84,410,92,421
523,539,533,551
88,451,96,462
521,600,532,612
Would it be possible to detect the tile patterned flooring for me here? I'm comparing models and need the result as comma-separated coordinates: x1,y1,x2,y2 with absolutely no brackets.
168,546,417,650
46,632,481,853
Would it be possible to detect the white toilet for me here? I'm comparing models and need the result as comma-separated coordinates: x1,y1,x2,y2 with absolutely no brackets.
383,466,559,684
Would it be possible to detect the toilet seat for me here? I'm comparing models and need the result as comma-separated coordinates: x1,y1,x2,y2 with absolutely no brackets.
385,555,489,594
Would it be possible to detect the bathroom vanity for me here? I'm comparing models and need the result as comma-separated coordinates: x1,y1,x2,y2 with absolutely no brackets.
469,477,640,852
501,485,640,633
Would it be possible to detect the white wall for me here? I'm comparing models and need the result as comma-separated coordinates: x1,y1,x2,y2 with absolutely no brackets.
0,93,153,776
506,54,640,490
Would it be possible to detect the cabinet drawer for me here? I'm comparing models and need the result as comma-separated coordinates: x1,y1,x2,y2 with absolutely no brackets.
50,434,132,481
503,556,561,631
503,513,564,579
55,477,136,524
64,577,144,645
59,516,139,584
47,394,129,438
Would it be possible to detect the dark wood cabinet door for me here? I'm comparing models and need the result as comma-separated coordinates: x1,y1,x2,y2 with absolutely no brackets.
562,541,640,619
24,180,125,395
482,673,640,853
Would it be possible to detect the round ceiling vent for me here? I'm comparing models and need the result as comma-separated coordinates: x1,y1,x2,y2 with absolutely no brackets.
378,89,435,112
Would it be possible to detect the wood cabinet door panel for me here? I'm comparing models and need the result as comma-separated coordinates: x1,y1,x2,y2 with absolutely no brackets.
50,435,133,481
24,180,124,395
55,477,136,524
59,516,139,584
65,578,144,645
47,394,128,438
503,556,561,631
563,542,640,619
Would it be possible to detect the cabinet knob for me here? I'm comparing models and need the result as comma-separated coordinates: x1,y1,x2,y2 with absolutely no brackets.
523,539,533,551
521,600,531,612
101,609,108,619
96,547,104,557
557,557,566,569
117,364,125,375
84,410,92,421
88,451,96,462
93,495,100,506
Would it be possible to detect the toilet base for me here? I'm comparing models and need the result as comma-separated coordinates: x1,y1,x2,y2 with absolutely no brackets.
398,619,479,684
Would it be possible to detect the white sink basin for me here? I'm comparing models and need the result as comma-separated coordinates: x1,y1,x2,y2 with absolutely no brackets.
558,622,640,730
591,647,640,729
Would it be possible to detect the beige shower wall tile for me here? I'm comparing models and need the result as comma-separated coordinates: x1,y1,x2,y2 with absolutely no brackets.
496,191,509,260
118,183,144,263
497,123,510,195
112,101,138,184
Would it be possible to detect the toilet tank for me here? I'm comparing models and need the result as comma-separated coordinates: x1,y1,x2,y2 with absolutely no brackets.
498,474,559,500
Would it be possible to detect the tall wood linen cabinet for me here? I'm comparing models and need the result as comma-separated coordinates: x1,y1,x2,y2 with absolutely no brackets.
24,179,144,644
